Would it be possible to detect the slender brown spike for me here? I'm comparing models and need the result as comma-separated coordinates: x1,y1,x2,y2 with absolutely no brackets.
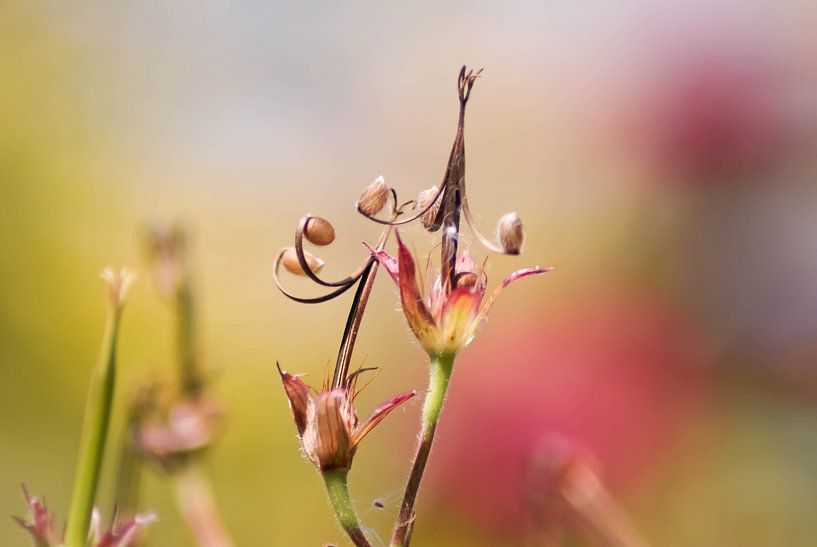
331,221,394,388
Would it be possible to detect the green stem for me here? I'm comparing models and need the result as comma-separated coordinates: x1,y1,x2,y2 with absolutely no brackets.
64,303,125,547
323,469,372,547
391,353,455,547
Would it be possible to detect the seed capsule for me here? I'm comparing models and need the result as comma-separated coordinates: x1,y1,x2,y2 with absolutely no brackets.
282,247,325,275
497,212,525,255
304,216,336,246
357,175,390,216
415,185,441,230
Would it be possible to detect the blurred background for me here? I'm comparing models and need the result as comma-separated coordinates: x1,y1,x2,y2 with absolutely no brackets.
2,1,817,545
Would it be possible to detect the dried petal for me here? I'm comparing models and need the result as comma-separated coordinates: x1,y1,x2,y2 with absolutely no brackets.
282,247,325,276
277,364,313,436
475,266,553,328
395,233,438,352
364,244,399,284
352,391,415,446
304,217,336,246
357,175,390,216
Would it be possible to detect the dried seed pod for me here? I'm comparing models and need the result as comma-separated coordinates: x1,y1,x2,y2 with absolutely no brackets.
282,247,325,275
357,175,389,216
497,212,525,255
304,216,336,246
415,185,441,230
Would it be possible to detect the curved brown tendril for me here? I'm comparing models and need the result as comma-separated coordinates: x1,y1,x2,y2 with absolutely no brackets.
272,248,360,303
459,187,509,255
294,215,371,288
356,184,445,227
275,212,395,304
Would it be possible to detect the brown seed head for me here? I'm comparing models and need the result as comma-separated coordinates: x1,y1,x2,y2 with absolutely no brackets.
497,212,525,255
304,216,336,246
357,175,390,216
415,185,441,230
282,247,325,275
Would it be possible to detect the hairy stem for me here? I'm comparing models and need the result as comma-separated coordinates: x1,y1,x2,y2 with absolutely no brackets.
173,464,234,547
64,301,125,547
323,469,372,547
391,353,455,547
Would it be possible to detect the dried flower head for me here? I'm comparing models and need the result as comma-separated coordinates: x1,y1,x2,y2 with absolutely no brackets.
278,364,414,471
357,175,390,217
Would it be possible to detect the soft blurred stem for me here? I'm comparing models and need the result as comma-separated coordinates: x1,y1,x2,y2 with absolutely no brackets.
322,469,372,547
564,466,650,547
170,235,233,546
111,396,145,521
391,353,455,547
177,278,202,395
64,271,132,547
173,464,234,547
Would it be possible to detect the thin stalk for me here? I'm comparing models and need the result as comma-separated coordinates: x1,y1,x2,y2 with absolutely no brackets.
111,423,141,520
172,259,234,546
65,283,128,547
323,469,372,547
172,464,234,547
391,353,455,547
177,279,202,395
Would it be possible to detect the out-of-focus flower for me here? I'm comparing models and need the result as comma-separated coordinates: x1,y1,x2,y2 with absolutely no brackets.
523,434,649,547
626,38,808,185
14,486,58,547
278,364,414,472
143,222,187,299
14,486,155,547
135,393,223,471
429,289,707,536
368,233,550,356
90,509,156,547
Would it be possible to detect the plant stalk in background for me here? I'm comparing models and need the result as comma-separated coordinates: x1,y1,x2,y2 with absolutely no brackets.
64,269,136,547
